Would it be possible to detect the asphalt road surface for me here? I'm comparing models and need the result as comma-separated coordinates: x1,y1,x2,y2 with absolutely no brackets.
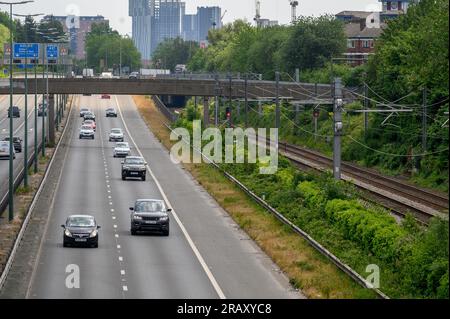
0,94,45,219
2,94,301,299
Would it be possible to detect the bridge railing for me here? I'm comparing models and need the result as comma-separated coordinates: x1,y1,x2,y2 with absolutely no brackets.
156,72,263,81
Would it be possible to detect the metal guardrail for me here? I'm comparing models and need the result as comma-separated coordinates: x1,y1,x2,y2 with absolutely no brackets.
156,98,389,299
151,95,179,123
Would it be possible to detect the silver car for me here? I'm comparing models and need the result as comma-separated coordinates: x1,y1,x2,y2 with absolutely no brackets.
109,128,124,142
79,125,95,140
114,142,131,158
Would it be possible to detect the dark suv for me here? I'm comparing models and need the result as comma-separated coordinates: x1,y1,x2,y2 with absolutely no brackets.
2,137,22,153
130,199,171,236
8,106,20,118
121,156,147,181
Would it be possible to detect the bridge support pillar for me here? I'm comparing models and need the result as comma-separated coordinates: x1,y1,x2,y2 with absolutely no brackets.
48,94,55,147
203,97,209,129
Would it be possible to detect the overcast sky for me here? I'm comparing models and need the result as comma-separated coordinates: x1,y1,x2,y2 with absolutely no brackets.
3,0,382,35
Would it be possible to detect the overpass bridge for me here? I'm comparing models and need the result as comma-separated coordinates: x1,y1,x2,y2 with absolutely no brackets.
1,78,358,103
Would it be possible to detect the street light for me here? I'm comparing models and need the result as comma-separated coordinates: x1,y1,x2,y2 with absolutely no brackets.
37,29,59,156
13,13,44,187
0,0,35,222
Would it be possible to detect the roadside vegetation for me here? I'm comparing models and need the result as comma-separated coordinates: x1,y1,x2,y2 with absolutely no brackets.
152,0,449,193
172,102,448,299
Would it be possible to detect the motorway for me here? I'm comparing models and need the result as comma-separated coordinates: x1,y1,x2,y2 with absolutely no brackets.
0,94,45,217
1,94,301,299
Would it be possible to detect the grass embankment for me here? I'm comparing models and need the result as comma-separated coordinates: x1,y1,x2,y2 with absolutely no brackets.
0,97,73,277
133,95,376,299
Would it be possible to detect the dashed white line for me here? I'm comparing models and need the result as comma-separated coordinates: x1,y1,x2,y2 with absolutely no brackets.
122,286,128,292
117,245,121,249
114,95,226,300
121,270,126,276
119,257,123,262
115,234,119,238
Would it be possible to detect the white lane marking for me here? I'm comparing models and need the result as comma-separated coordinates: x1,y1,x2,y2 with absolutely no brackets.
121,270,126,276
108,190,111,193
117,245,121,249
112,216,116,220
119,256,123,262
114,225,118,229
122,286,128,292
114,95,226,300
111,209,115,212
115,234,119,238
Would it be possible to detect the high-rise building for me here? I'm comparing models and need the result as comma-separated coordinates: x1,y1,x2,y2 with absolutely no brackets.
196,6,221,42
43,15,108,60
183,14,198,42
152,0,185,50
129,0,153,61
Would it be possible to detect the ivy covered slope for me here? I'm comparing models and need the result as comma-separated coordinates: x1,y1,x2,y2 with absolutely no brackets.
174,106,448,299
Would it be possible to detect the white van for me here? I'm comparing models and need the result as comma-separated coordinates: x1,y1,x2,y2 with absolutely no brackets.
0,141,15,160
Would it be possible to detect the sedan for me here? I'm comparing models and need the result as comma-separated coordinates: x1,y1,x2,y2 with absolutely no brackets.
114,142,131,158
130,199,171,236
2,137,22,153
62,215,101,248
106,108,118,117
109,128,124,142
80,108,90,117
79,125,95,140
83,112,96,122
83,119,96,131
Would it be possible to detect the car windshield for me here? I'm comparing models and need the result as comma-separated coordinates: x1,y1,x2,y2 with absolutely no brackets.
111,129,122,134
135,201,165,213
125,158,144,165
81,108,89,112
67,217,95,227
116,143,129,148
107,108,115,112
81,126,92,130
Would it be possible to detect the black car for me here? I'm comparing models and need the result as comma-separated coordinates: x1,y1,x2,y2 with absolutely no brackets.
2,137,22,153
122,156,147,181
8,106,20,118
130,199,170,236
62,215,100,248
106,108,118,117
83,112,96,121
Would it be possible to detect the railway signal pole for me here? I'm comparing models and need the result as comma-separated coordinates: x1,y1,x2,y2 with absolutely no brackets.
333,78,344,180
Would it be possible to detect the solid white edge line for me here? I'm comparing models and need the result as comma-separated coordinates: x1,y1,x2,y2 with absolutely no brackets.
0,95,75,292
114,95,226,300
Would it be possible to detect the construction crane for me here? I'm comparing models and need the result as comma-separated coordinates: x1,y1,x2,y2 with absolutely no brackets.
254,0,261,27
221,9,227,24
290,0,299,24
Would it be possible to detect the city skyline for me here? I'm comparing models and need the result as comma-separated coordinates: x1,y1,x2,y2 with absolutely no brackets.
4,0,382,36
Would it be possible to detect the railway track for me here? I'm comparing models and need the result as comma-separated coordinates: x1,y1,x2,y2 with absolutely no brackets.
277,141,449,224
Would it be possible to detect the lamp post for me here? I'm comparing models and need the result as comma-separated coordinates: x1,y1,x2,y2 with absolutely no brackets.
37,29,59,156
13,13,43,187
0,0,34,222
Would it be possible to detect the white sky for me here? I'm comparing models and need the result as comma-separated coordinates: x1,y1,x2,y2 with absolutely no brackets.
3,0,382,35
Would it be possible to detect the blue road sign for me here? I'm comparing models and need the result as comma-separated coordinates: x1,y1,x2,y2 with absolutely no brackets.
13,43,39,58
46,45,59,58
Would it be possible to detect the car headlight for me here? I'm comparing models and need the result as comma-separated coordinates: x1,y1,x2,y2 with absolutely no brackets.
89,229,98,238
65,229,72,237
133,215,143,220
159,216,169,222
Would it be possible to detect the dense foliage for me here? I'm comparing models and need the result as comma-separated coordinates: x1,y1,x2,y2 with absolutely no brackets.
85,22,141,73
151,37,199,72
174,105,449,298
165,16,346,80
